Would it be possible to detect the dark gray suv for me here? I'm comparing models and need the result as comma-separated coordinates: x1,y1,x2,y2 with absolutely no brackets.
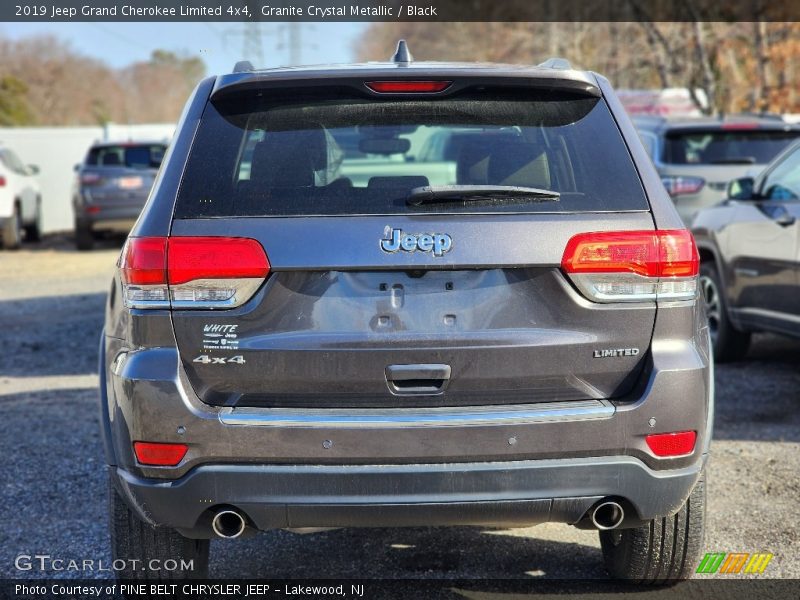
693,138,800,361
100,44,711,583
73,141,167,250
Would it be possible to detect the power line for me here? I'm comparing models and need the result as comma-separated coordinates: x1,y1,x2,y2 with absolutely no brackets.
223,23,315,67
88,23,142,50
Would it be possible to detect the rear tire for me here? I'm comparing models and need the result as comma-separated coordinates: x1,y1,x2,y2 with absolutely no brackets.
75,220,94,250
700,262,750,362
1,206,22,250
24,198,42,242
109,475,209,583
599,474,705,583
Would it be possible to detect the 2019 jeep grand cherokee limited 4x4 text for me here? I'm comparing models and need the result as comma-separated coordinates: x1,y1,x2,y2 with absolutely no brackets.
100,43,712,583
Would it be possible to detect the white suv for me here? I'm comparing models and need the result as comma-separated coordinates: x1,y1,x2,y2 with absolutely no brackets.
0,145,41,249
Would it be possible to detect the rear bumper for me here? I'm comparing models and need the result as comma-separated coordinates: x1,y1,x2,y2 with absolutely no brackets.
75,196,144,231
77,213,138,231
87,218,138,232
101,300,712,533
102,326,712,478
111,454,706,535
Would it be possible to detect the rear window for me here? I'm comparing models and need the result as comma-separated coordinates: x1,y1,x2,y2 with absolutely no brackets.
86,144,166,169
662,129,800,165
175,88,648,217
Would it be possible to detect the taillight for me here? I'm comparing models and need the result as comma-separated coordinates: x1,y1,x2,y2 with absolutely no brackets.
119,236,269,309
133,441,188,466
0,176,6,187
120,237,169,307
561,230,699,303
645,431,696,457
365,80,452,93
661,176,705,197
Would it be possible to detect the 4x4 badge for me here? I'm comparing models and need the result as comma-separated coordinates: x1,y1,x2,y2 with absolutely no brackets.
381,228,452,257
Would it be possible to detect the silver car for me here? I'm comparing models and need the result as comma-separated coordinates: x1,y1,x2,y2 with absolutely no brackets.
635,116,800,225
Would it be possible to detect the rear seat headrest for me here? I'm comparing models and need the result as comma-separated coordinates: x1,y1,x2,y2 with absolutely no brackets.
249,127,327,187
487,139,551,189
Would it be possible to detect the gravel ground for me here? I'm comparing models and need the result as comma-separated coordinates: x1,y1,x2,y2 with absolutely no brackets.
0,235,798,590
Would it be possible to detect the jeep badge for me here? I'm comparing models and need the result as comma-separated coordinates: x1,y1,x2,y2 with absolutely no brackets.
380,228,452,257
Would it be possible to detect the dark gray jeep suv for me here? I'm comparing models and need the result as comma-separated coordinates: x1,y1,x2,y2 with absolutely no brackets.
73,141,167,250
100,43,711,582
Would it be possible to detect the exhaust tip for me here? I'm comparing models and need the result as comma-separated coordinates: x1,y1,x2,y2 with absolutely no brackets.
212,509,246,539
591,500,625,530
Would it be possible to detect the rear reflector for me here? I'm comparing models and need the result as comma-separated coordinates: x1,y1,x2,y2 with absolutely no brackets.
133,441,188,466
365,80,452,93
119,236,269,309
561,230,698,302
645,431,697,457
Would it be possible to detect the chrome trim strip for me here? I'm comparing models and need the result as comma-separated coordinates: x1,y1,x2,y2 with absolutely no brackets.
733,268,759,278
219,399,615,428
735,307,800,324
170,278,262,309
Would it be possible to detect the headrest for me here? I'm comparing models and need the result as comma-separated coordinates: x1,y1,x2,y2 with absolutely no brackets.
249,127,327,188
487,140,551,189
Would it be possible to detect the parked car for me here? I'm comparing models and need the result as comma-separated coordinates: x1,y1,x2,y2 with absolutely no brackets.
0,145,41,249
101,44,711,583
693,137,800,362
635,115,800,225
72,141,167,250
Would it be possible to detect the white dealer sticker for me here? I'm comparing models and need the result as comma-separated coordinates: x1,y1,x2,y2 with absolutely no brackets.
202,324,239,350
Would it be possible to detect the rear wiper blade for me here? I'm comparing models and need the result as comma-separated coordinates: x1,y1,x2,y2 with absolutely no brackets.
407,185,560,206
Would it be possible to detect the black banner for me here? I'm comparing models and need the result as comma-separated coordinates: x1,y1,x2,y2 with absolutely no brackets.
4,0,800,23
3,579,800,600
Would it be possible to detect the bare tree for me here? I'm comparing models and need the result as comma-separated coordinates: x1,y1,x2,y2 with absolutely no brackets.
0,34,206,126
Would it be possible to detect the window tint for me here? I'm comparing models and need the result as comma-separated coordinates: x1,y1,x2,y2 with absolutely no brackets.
663,130,799,165
86,144,166,169
175,89,649,218
761,145,800,201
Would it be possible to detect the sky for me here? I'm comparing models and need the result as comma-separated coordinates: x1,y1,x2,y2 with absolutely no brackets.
1,22,369,74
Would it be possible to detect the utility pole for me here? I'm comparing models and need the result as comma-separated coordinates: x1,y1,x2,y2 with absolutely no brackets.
223,22,264,68
282,22,302,65
243,22,264,67
224,22,312,67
